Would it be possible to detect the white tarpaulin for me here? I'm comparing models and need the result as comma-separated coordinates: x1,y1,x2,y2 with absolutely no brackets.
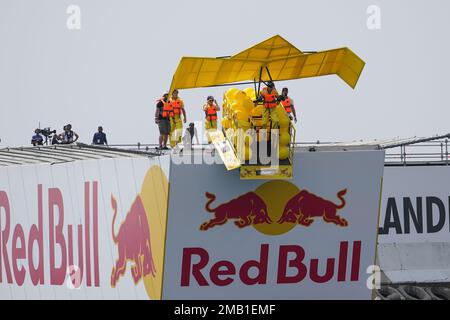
163,150,385,299
378,166,450,284
0,155,170,299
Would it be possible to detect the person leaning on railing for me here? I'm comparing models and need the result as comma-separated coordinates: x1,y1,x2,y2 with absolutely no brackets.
59,124,79,144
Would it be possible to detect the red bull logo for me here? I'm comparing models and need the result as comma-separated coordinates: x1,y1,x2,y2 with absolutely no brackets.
109,165,169,300
200,192,271,231
183,182,359,288
110,195,156,287
200,181,349,235
277,189,348,227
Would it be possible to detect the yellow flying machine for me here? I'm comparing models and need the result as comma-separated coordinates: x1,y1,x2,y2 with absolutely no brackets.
168,35,365,179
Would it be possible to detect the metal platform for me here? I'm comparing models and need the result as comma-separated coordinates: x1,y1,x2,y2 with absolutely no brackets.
0,143,160,167
2,133,450,167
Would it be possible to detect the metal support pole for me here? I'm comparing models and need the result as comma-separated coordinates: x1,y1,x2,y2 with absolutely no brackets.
402,145,407,165
257,67,263,97
446,139,449,165
265,66,273,82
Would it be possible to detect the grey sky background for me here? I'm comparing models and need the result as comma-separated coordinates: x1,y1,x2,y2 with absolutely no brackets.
0,0,449,147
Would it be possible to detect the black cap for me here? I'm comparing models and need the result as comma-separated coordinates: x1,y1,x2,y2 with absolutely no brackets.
267,81,274,88
207,96,214,101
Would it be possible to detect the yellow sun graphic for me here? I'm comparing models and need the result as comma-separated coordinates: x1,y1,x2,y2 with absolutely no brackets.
139,165,169,300
252,180,299,236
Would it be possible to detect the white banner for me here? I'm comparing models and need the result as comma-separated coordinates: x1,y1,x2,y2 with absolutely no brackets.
163,150,385,299
377,166,450,283
379,166,450,243
0,156,170,299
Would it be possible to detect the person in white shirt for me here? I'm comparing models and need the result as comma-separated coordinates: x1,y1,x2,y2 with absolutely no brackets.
180,122,199,152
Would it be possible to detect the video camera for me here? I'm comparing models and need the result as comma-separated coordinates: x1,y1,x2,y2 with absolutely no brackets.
37,128,56,137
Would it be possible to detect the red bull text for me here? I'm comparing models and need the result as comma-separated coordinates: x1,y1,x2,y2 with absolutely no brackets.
180,241,362,286
0,183,99,287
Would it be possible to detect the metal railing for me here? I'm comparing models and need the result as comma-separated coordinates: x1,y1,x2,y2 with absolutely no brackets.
108,134,450,166
384,139,450,166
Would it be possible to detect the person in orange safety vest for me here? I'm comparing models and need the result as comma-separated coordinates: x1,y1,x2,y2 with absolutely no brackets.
169,89,187,147
203,96,221,143
281,87,297,123
257,81,282,128
155,93,172,150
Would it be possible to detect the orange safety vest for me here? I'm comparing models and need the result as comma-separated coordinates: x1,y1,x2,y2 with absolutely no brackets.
262,88,278,109
170,98,183,115
281,97,292,113
205,105,218,121
159,100,173,119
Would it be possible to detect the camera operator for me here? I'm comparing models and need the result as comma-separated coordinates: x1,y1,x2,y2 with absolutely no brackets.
59,124,79,144
31,129,44,146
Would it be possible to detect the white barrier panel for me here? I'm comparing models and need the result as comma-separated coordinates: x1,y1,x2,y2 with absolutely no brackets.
378,166,450,283
0,156,170,299
163,150,385,299
0,150,384,299
379,166,450,242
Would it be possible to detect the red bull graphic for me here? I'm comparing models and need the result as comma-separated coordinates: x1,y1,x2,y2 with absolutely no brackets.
278,189,348,227
108,165,169,300
200,192,271,231
181,241,362,286
200,182,349,234
0,182,100,288
110,195,156,287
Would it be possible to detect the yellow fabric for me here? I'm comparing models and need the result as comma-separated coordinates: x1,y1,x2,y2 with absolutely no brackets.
262,108,279,129
205,119,218,130
205,120,218,144
169,116,183,147
168,35,365,95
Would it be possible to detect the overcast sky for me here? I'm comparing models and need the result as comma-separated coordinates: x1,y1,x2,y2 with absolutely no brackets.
1,0,449,147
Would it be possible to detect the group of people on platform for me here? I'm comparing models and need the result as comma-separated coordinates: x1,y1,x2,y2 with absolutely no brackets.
259,82,297,128
29,82,296,149
31,124,108,146
155,82,297,151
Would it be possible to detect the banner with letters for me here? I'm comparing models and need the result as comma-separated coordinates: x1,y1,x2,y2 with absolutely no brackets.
378,166,450,243
163,150,385,299
0,156,170,300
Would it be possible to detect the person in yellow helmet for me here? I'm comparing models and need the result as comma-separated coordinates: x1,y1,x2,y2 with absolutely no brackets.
203,96,221,143
257,81,282,129
169,89,187,147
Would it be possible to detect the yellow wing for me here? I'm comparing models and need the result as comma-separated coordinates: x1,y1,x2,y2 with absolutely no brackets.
168,35,365,95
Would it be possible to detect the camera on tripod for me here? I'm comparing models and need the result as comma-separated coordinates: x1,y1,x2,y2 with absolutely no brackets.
32,127,58,146
37,128,56,137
